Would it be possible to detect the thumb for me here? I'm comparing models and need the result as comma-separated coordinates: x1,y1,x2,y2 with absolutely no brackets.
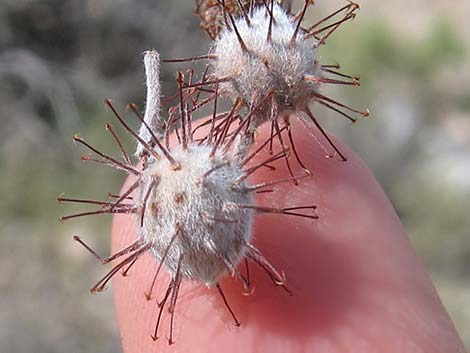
111,117,465,353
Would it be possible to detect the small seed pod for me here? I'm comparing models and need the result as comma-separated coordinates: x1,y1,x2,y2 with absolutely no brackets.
136,143,253,286
195,0,369,162
212,2,321,119
59,49,317,344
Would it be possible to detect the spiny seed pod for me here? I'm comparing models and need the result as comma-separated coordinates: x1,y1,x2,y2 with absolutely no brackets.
180,0,369,162
59,50,317,344
211,0,370,162
212,2,321,118
136,143,254,286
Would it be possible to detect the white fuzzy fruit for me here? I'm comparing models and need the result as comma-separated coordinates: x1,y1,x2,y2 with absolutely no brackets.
136,144,253,286
211,3,322,119
62,31,320,342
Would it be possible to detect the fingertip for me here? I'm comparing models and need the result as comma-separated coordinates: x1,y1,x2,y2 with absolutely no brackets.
111,118,465,353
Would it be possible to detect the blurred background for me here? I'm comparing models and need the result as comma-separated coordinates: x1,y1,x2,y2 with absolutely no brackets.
0,0,468,352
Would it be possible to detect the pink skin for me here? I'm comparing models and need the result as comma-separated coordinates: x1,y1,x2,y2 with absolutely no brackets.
111,117,465,353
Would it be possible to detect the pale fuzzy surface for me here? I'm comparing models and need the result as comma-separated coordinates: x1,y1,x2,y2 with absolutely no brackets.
211,4,321,117
136,50,161,156
136,144,253,286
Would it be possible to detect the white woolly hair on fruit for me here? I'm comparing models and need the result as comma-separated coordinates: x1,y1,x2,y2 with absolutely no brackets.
211,3,321,121
203,1,367,163
136,143,253,286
